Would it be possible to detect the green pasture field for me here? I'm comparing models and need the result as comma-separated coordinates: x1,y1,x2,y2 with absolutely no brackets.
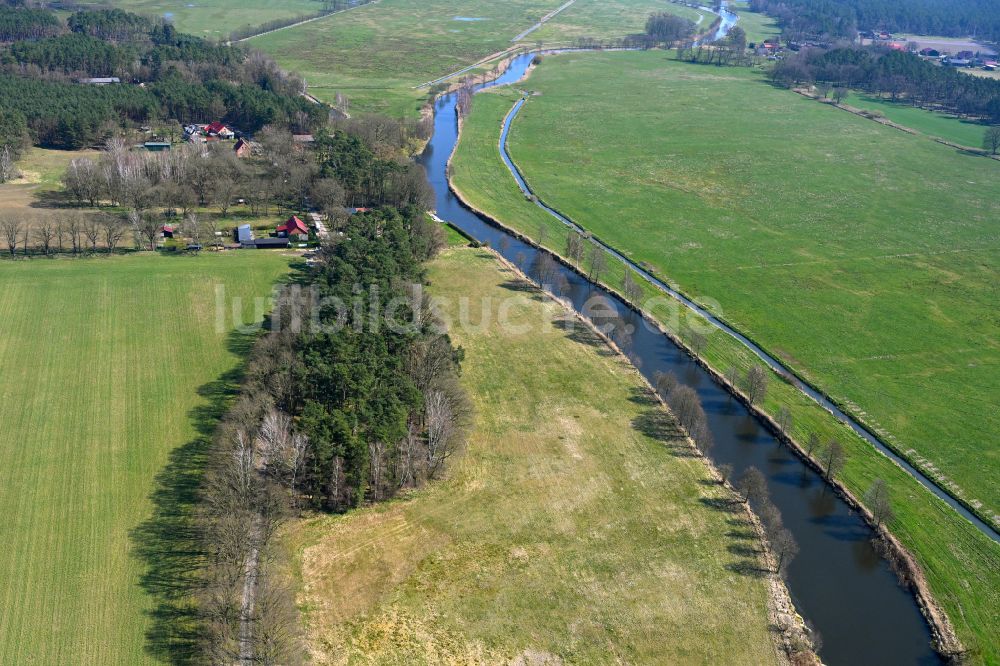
527,0,705,45
252,0,565,117
285,246,784,664
253,0,705,117
450,64,1000,661
729,0,779,44
502,51,1000,523
843,91,990,148
103,0,325,38
0,252,291,663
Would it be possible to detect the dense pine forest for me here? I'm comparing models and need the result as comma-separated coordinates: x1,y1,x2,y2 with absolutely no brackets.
0,6,322,150
750,0,1000,42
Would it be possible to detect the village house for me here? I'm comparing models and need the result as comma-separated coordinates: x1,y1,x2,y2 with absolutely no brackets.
233,137,255,157
205,122,235,139
185,122,236,140
276,216,310,240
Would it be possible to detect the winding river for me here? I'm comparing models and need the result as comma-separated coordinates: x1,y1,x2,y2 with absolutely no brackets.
419,50,943,665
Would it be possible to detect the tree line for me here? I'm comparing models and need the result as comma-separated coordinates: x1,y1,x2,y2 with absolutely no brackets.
227,0,377,42
58,120,431,213
771,46,1000,122
749,0,1000,43
197,206,467,661
0,6,323,149
645,12,697,45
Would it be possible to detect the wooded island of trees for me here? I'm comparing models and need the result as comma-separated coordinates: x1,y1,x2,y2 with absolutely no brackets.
200,205,468,661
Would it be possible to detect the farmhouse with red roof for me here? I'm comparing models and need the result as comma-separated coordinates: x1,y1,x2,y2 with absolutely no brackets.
204,122,235,139
277,216,310,240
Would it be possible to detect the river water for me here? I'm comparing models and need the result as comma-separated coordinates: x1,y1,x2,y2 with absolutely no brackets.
418,50,942,665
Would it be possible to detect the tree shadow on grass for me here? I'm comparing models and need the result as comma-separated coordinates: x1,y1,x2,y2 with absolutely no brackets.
498,278,540,296
631,408,698,458
705,510,773,579
130,330,255,664
550,316,616,356
627,386,659,408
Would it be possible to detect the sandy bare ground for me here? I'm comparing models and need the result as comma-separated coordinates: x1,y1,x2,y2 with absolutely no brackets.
894,35,997,55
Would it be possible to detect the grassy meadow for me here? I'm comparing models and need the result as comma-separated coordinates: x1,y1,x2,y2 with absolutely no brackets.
842,92,990,148
0,148,102,225
501,51,1000,523
253,0,703,116
450,63,1000,661
729,0,779,44
104,0,326,37
286,246,784,664
527,0,705,45
0,252,291,663
253,0,565,116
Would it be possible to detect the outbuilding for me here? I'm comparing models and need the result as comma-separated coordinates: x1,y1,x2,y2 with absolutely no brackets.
249,238,290,249
235,224,253,244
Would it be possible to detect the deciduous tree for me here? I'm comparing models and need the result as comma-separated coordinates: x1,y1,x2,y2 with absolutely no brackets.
864,478,895,528
2,218,22,256
771,526,799,574
623,266,643,303
586,242,607,282
820,440,846,480
776,405,792,433
34,221,56,256
737,465,767,503
744,365,769,404
102,215,126,253
983,126,1000,155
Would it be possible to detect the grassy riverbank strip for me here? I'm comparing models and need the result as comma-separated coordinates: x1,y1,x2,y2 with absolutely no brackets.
285,246,792,663
450,84,999,661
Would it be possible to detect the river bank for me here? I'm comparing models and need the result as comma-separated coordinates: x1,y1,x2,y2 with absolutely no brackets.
428,50,997,663
488,245,817,663
496,79,999,540
447,143,962,661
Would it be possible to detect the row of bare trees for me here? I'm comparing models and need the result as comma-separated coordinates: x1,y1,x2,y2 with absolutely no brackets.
734,466,800,574
0,213,129,256
199,291,309,664
62,133,338,218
